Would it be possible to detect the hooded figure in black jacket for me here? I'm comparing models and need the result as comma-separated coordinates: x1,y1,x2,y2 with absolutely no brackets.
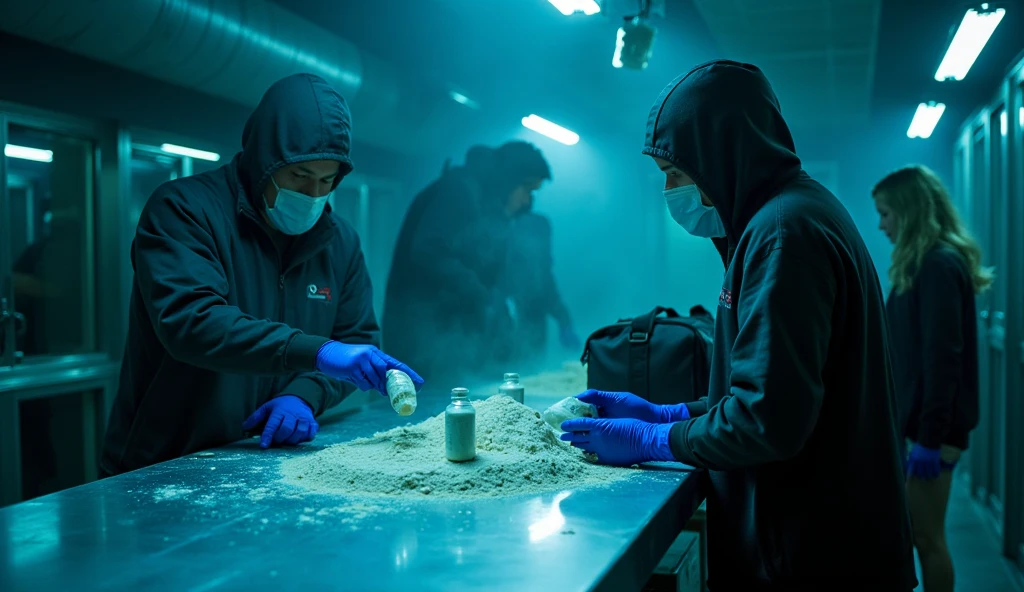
102,74,422,476
560,60,917,590
383,142,551,383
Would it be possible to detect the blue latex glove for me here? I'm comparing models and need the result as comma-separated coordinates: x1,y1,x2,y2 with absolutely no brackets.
558,325,581,350
559,417,676,466
242,395,319,449
906,444,943,480
577,390,690,424
316,341,424,394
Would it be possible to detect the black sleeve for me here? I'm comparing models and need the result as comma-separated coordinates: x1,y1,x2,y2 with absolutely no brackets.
914,252,966,448
280,232,382,415
685,398,709,418
408,179,491,304
533,217,572,326
669,249,834,469
133,191,327,375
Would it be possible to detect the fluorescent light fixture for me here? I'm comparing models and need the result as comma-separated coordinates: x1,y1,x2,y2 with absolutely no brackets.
612,27,626,68
907,102,946,139
522,114,580,146
934,5,1005,81
160,143,221,162
449,91,479,109
1019,106,1023,128
1001,110,1008,136
4,144,53,163
547,0,600,16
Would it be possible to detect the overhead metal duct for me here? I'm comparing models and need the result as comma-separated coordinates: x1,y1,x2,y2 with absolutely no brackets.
0,0,456,155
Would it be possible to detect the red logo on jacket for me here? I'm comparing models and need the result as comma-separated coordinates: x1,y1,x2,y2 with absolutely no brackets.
718,287,733,309
307,284,332,303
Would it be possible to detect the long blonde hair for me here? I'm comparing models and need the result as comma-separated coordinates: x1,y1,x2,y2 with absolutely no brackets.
872,164,994,295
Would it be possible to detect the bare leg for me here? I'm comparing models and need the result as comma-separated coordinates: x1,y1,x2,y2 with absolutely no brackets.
906,469,955,592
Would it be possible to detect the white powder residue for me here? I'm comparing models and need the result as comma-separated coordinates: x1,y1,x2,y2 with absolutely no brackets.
280,395,627,499
316,503,393,522
247,487,273,501
499,362,588,400
153,486,195,501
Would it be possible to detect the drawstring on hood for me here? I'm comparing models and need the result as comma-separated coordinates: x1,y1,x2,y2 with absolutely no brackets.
642,60,803,242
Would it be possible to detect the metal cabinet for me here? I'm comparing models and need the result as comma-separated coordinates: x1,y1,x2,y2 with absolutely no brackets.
953,54,1024,573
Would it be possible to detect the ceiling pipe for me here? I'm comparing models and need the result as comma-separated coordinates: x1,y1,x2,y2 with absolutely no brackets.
0,0,459,155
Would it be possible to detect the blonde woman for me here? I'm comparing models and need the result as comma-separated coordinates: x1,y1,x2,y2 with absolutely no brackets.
873,164,992,592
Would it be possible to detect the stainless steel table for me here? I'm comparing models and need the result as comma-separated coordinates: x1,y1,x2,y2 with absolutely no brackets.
0,390,704,592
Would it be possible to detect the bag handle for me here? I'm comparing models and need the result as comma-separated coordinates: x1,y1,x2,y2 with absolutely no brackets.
628,306,680,344
626,306,677,399
689,305,712,318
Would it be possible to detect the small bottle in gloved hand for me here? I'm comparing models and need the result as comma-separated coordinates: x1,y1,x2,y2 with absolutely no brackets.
386,369,417,416
445,388,476,462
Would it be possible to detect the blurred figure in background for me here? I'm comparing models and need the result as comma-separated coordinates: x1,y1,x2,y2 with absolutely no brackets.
505,208,580,370
873,165,989,592
384,141,551,383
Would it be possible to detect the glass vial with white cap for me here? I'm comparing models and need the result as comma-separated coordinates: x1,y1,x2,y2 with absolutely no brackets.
386,369,417,416
445,388,476,462
498,372,525,404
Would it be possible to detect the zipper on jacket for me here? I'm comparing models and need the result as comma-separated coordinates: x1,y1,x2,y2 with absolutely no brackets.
278,272,286,322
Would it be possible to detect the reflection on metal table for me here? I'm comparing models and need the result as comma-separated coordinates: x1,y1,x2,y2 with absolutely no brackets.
0,388,704,592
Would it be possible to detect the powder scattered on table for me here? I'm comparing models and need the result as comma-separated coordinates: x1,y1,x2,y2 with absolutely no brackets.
280,395,628,499
153,486,195,501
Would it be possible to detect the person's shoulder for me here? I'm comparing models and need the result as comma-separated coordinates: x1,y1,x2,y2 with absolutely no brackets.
743,179,846,266
416,169,479,206
519,212,552,232
327,212,365,258
143,167,234,218
921,244,968,278
328,211,359,240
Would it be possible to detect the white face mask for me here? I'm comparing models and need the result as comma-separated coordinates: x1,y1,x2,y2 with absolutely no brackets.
265,176,331,235
664,185,726,238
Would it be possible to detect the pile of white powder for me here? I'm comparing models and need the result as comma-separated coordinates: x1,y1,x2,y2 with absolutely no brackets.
280,395,627,499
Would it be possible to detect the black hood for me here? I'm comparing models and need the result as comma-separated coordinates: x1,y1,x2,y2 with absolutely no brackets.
642,60,802,240
239,73,354,204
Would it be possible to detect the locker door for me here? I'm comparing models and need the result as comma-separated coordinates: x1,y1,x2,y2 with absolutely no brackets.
969,122,994,505
986,106,1009,526
1007,76,1024,573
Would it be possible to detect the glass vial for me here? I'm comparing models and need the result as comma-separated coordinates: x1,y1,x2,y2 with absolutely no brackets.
498,372,525,404
445,387,476,462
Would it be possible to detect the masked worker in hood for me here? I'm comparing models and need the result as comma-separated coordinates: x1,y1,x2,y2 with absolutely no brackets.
101,73,423,477
560,60,916,590
383,141,551,382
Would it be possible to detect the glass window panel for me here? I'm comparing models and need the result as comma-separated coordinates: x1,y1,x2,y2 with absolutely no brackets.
7,124,96,358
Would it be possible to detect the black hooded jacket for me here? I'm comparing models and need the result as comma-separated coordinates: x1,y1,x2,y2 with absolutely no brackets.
101,74,380,475
383,142,550,379
382,159,510,378
643,61,916,590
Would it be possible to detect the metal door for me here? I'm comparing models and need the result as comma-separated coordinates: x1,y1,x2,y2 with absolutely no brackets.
1006,71,1024,573
987,104,1009,527
0,105,121,506
969,119,994,505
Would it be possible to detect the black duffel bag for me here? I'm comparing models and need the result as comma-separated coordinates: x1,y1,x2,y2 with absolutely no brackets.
580,305,714,405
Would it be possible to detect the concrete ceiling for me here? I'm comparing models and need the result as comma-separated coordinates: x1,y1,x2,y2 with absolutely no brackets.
691,0,882,129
